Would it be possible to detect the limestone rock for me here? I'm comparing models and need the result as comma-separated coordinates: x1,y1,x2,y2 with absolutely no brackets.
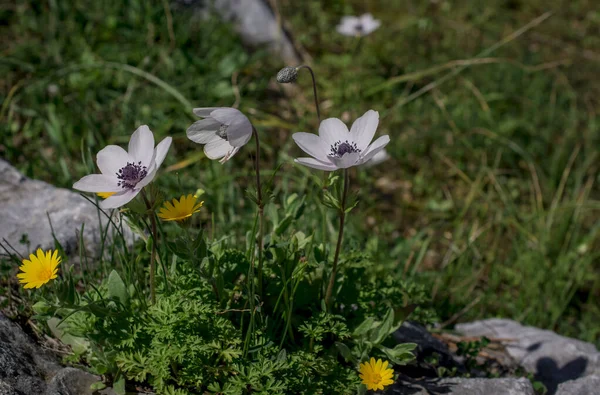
0,381,19,395
45,367,118,395
0,314,61,394
394,321,464,373
456,319,600,394
174,0,301,63
390,376,535,395
0,158,134,260
555,375,600,395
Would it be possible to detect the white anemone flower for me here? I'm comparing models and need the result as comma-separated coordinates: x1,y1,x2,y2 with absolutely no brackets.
336,13,381,37
73,125,172,209
292,110,389,171
186,107,253,163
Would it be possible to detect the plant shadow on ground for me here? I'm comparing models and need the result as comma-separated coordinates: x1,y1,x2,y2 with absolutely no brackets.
0,0,599,371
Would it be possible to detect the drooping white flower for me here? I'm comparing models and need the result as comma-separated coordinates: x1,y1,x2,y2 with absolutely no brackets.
186,107,253,163
292,110,389,171
73,126,172,209
336,13,381,37
365,148,390,167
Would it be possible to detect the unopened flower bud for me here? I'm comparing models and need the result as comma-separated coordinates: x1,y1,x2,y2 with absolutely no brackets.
276,66,298,83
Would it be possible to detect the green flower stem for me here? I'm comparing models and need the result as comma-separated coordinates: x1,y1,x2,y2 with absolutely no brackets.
296,65,321,123
142,190,157,304
325,168,350,311
253,127,265,297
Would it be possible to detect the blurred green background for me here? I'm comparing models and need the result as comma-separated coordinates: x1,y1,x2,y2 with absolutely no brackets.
1,1,599,344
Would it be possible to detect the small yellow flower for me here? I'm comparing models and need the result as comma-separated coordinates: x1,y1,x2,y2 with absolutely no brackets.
158,194,204,222
97,192,116,199
17,249,61,289
359,357,394,391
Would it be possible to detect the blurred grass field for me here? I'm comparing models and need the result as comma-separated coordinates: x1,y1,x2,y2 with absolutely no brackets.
1,0,599,345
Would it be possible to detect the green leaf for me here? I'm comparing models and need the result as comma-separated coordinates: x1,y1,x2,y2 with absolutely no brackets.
370,308,394,344
47,317,90,354
334,341,357,363
32,300,52,315
275,215,293,236
113,376,126,395
353,316,376,337
90,381,107,390
377,343,417,365
107,270,129,306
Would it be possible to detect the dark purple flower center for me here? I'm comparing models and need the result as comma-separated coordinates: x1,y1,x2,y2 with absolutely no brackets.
116,161,148,190
329,140,360,158
217,124,228,140
354,23,364,33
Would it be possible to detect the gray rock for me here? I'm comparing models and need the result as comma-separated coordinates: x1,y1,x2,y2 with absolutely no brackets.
390,376,534,395
0,158,134,260
456,319,600,394
175,0,301,63
0,381,19,395
555,375,600,395
45,367,118,395
394,321,464,373
0,314,61,394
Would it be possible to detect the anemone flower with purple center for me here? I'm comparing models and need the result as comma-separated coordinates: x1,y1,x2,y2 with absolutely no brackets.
292,110,389,171
73,125,172,209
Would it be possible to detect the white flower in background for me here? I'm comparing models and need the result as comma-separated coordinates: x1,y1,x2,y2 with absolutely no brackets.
292,110,389,171
336,13,381,37
365,148,390,167
73,126,172,209
187,107,253,163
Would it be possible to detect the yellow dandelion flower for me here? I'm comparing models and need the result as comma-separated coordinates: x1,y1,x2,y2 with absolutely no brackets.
158,194,204,222
97,192,116,199
359,357,394,391
17,249,61,289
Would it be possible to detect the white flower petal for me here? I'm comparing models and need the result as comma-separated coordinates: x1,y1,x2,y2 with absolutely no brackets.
210,108,246,125
349,110,379,152
226,117,253,148
204,138,233,160
193,107,220,117
128,125,155,166
360,135,390,164
96,145,132,176
360,14,381,32
187,118,222,144
292,132,329,161
331,152,361,169
365,148,390,167
319,118,349,147
219,146,240,163
73,174,120,192
100,190,139,209
295,157,338,171
154,137,172,169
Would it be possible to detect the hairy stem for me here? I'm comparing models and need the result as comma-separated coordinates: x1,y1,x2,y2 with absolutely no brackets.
325,169,349,311
297,65,321,123
253,127,265,297
142,191,157,304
